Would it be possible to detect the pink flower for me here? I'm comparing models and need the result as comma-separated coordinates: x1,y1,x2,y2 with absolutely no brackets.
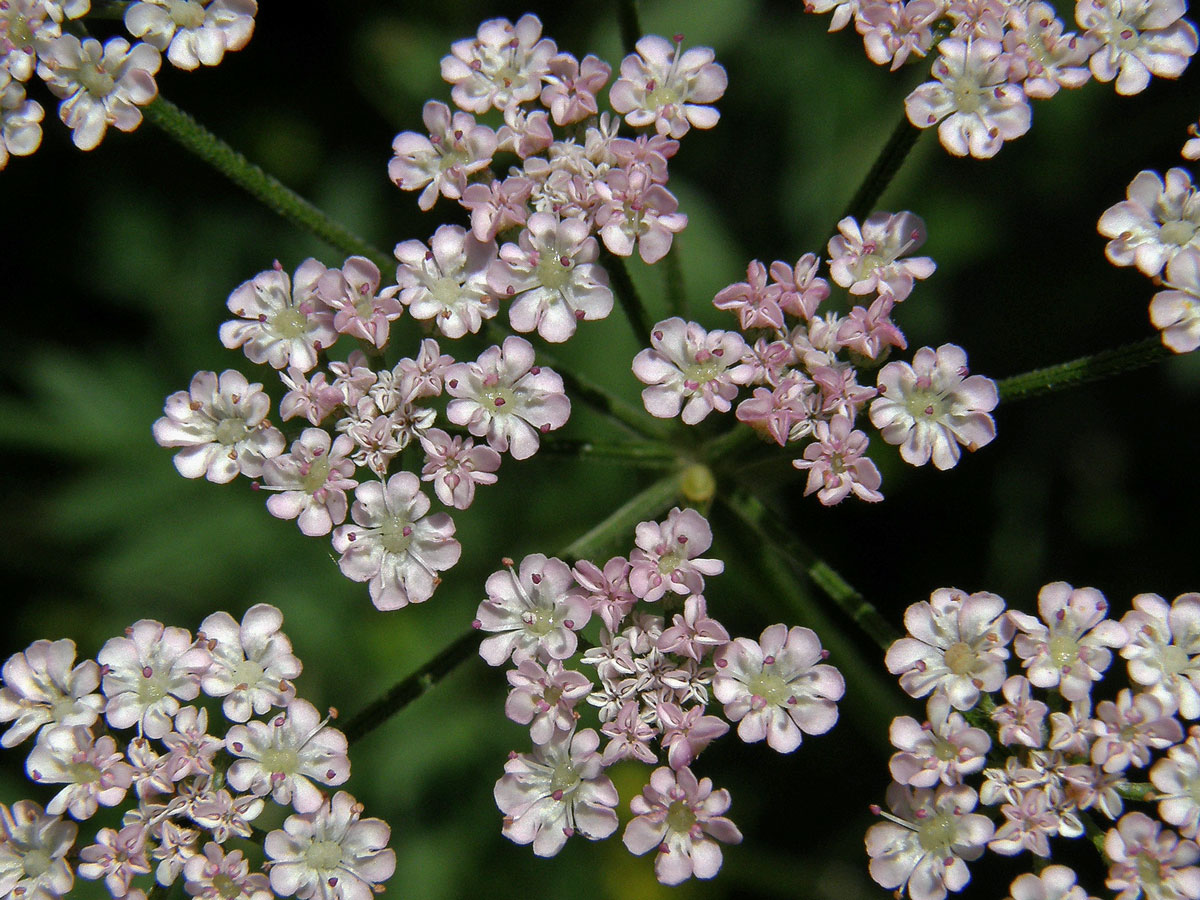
388,100,497,211
885,587,1014,710
261,428,358,537
418,428,501,510
1091,688,1182,772
609,35,727,138
0,73,43,168
540,52,611,125
1004,2,1098,98
1006,865,1100,900
1077,0,1198,95
657,594,731,662
440,14,556,113
712,624,844,753
1099,168,1200,277
792,413,884,505
827,212,936,301
98,619,211,738
628,507,724,602
77,823,151,896
198,603,301,722
904,38,1032,157
445,336,571,460
989,788,1060,857
393,224,498,339
0,800,77,899
0,639,102,748
494,727,618,857
264,791,395,900
888,693,991,787
1105,812,1200,900
991,675,1049,747
123,0,256,71
593,167,687,263
460,175,532,241
865,783,994,900
475,554,591,666
1011,581,1130,701
37,34,159,150
657,702,729,770
489,212,614,342
633,318,751,424
504,659,592,745
25,726,134,819
331,472,461,610
623,766,742,885
856,0,941,70
154,369,285,482
1151,725,1200,838
182,842,271,900
1151,247,1200,353
225,699,349,814
220,260,337,373
315,256,403,349
869,343,998,470
572,557,636,633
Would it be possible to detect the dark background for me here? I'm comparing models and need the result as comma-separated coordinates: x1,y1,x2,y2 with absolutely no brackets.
2,1,1199,897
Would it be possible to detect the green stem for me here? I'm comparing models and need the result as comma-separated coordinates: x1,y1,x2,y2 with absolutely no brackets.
142,97,393,273
601,247,652,344
343,472,684,743
664,242,687,318
830,112,924,239
561,471,684,561
722,489,901,650
996,336,1170,404
537,437,678,467
342,629,478,745
616,0,643,55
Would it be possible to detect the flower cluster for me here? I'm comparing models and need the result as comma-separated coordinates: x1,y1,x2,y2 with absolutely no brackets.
1099,141,1200,354
476,506,845,885
634,211,999,505
0,0,256,162
806,0,1198,157
388,15,724,342
868,583,1200,900
0,604,395,899
153,14,729,610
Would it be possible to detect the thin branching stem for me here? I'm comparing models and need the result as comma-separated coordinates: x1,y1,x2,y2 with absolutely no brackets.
601,247,652,344
616,0,642,55
722,489,901,651
343,472,684,742
997,336,1170,404
142,97,394,273
830,112,924,238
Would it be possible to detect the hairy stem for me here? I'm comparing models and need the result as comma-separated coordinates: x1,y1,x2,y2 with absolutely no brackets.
830,112,924,240
722,489,901,650
997,336,1170,404
142,97,393,273
537,437,679,467
601,247,652,344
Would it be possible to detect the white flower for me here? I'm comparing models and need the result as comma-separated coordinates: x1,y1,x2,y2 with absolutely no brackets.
1077,0,1199,95
264,791,395,900
124,0,256,71
869,343,998,470
198,604,301,722
37,34,159,150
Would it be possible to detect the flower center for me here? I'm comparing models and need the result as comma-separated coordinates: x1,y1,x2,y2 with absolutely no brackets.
550,762,580,794
535,251,573,292
215,417,249,446
379,515,413,555
657,551,684,575
917,811,958,853
682,359,722,387
1160,220,1197,247
543,685,563,706
942,641,976,676
268,307,310,340
305,839,344,872
167,0,207,29
79,61,116,98
69,760,101,785
1048,631,1080,668
525,606,558,636
1162,644,1191,677
952,78,983,115
212,873,243,900
748,672,792,706
230,658,266,690
22,848,52,879
666,799,697,834
905,388,946,421
1136,850,1165,889
301,455,332,494
483,385,516,412
260,747,299,775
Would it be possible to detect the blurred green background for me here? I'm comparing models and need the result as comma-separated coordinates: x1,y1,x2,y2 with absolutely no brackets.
2,0,1199,897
